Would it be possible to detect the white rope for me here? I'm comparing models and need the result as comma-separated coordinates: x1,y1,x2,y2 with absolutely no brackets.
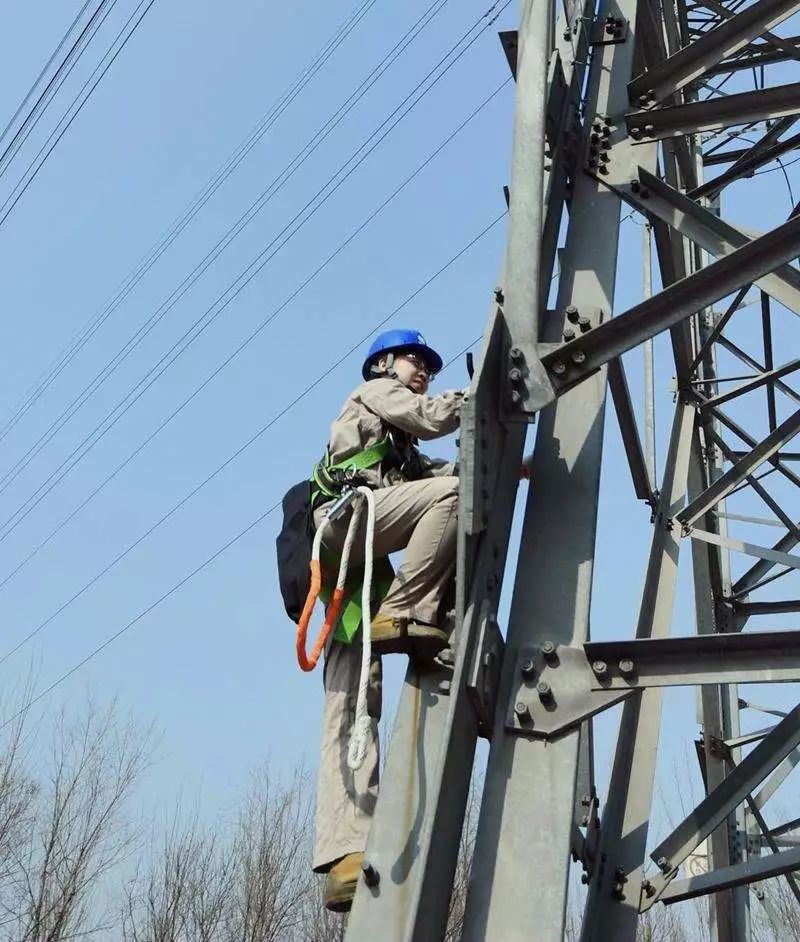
347,485,375,771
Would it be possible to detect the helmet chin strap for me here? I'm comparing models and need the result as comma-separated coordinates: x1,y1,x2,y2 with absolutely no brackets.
370,352,398,380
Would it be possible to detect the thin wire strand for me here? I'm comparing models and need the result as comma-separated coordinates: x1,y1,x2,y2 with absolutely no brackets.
0,80,508,594
0,213,504,672
0,0,383,442
0,2,508,540
0,0,454,479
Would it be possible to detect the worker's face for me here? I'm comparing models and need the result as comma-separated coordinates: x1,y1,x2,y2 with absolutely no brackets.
381,353,432,394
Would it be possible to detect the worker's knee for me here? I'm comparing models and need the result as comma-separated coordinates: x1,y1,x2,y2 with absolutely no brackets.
428,474,458,503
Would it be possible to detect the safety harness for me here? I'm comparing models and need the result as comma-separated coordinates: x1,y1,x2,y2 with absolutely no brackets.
310,438,390,508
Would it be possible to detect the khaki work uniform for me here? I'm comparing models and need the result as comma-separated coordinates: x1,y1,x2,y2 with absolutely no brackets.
312,377,463,871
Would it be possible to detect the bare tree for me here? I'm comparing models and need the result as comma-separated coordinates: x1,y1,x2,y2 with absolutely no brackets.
0,694,153,941
123,764,315,942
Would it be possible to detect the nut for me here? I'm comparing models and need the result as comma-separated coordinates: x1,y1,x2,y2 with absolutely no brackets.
592,660,608,677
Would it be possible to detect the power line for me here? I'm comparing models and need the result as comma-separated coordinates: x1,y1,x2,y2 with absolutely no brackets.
0,0,158,229
0,0,119,180
0,334,481,730
0,80,508,594
0,0,381,442
0,211,504,670
0,0,452,478
0,2,508,540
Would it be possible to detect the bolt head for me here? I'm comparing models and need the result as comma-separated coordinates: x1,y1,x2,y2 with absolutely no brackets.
362,861,380,886
537,681,552,702
563,28,571,40
494,287,504,303
510,346,523,361
592,660,608,677
629,126,642,139
619,658,635,677
508,367,522,383
657,856,670,872
563,327,576,341
541,640,556,656
520,657,536,678
514,701,531,721
581,872,590,884
565,304,579,321
551,361,567,376
510,389,522,404
571,350,586,364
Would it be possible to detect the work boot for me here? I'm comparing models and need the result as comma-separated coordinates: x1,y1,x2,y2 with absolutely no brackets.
324,851,364,912
370,613,448,661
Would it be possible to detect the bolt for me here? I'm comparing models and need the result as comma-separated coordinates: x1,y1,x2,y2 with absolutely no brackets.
629,126,642,139
563,327,576,341
644,124,655,135
618,658,635,678
542,640,557,661
510,389,522,404
602,125,611,137
592,660,608,678
587,157,598,168
494,287,504,304
520,657,536,679
593,121,602,132
590,133,600,144
657,856,670,873
438,679,452,694
647,88,655,101
551,361,567,376
362,861,380,887
630,179,640,192
563,27,571,40
605,21,615,33
537,680,553,703
589,145,599,157
578,315,591,332
581,872,590,884
438,647,455,665
510,346,523,362
643,879,656,898
598,164,609,175
571,350,586,364
581,794,591,807
515,701,531,722
638,94,648,107
615,866,626,881
509,367,523,383
565,304,579,322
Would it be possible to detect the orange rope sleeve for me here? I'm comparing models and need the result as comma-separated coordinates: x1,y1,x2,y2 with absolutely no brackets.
296,560,322,672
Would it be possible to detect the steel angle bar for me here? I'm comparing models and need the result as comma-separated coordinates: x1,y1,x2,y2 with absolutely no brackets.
744,782,800,907
717,337,800,407
618,168,800,317
698,0,800,63
580,402,695,940
677,407,800,528
762,292,778,432
585,629,800,688
463,0,642,931
691,120,800,199
539,214,800,396
627,0,800,103
736,599,800,615
608,358,654,503
655,845,800,906
725,726,776,749
706,45,800,74
771,815,800,836
500,0,558,418
626,82,800,140
647,704,800,896
691,526,800,572
346,312,524,942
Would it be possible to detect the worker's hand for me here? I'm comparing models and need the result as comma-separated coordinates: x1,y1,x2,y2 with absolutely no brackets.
520,453,533,480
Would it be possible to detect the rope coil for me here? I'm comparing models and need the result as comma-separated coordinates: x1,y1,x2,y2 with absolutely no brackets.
294,487,375,770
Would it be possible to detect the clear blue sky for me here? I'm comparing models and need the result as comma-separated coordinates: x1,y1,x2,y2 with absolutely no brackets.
0,0,799,871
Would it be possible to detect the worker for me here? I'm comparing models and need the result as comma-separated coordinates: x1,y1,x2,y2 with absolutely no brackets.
310,328,465,913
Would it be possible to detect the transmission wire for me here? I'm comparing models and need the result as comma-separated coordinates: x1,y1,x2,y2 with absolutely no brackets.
0,1,508,540
0,0,381,441
0,79,508,594
0,0,453,484
0,212,505,673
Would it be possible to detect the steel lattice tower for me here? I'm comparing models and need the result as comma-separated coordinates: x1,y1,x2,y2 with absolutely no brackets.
344,0,800,937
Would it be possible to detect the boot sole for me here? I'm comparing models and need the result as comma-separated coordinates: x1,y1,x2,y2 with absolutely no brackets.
370,623,448,661
325,882,356,913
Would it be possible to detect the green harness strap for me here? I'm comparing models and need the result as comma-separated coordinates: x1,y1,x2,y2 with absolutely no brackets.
312,438,393,644
310,438,390,506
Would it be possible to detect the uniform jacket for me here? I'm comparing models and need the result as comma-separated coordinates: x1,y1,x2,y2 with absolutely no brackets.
325,377,463,488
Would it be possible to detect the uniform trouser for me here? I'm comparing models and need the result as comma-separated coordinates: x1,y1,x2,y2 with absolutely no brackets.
312,476,458,871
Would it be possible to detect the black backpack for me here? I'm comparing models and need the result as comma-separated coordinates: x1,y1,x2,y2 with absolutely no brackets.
276,481,314,623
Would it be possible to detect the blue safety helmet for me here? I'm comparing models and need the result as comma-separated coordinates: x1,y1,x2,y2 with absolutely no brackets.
361,329,443,381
